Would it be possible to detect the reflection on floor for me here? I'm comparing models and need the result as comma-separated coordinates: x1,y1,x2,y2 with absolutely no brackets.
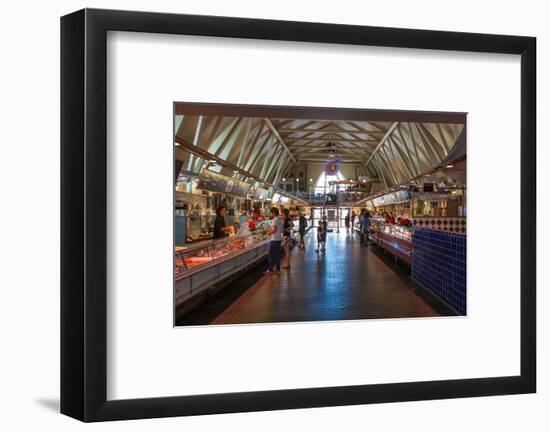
177,231,443,326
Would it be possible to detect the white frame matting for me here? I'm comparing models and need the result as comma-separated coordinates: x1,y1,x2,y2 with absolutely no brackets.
106,31,521,400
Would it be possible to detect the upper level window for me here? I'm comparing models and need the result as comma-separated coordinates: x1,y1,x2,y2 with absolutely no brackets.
315,171,346,194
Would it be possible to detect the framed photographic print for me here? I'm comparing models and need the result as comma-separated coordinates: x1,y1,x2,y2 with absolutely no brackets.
61,8,536,422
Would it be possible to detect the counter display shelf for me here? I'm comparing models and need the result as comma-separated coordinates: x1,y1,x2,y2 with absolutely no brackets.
174,230,271,319
370,219,412,265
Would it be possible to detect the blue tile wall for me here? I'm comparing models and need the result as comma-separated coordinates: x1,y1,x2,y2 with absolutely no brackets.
412,228,466,315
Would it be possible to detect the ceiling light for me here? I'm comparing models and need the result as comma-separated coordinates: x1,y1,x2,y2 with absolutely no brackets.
446,164,454,168
175,143,180,146
282,178,286,181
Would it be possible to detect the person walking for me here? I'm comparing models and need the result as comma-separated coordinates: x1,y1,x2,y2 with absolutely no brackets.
344,211,351,233
281,208,294,269
361,210,371,246
264,207,283,274
316,215,328,252
315,220,326,253
298,210,308,249
358,209,366,244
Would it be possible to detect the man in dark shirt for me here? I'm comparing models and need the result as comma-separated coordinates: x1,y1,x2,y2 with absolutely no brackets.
298,211,307,248
213,206,232,239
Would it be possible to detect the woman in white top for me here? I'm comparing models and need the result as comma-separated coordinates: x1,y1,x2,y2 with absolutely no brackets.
264,207,284,274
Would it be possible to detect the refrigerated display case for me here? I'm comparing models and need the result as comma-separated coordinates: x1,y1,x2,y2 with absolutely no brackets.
370,218,412,265
174,229,271,319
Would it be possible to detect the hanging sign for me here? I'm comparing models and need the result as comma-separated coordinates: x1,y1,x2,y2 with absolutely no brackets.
324,156,342,175
196,170,251,197
254,188,269,200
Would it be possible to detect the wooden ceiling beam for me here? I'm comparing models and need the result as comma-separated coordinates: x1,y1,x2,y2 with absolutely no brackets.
289,147,372,154
286,138,378,144
297,158,365,163
366,122,400,165
277,128,385,137
262,118,296,162
174,135,308,204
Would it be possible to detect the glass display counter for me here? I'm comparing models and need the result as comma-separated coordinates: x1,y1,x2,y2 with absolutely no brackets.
370,218,413,265
174,227,271,320
175,230,269,276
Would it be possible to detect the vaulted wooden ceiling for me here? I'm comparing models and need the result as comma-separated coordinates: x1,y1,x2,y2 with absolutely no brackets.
174,112,465,190
270,119,392,163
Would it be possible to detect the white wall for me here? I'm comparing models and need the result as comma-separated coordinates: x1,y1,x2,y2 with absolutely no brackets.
1,0,547,430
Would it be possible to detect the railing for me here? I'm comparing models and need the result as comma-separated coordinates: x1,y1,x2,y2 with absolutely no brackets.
294,190,375,206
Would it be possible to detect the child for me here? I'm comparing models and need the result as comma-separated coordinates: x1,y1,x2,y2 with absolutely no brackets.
316,221,326,253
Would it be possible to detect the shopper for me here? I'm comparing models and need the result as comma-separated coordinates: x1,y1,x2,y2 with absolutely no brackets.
213,206,233,239
265,207,284,274
298,211,308,248
315,221,326,253
344,212,351,233
321,216,328,249
281,208,294,269
351,211,356,236
358,209,366,243
389,211,396,225
362,210,371,246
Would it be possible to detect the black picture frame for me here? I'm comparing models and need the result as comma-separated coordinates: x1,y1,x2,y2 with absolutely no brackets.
61,8,536,422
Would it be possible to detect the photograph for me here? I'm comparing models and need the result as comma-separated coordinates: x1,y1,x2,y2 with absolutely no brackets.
0,0,542,426
174,104,467,326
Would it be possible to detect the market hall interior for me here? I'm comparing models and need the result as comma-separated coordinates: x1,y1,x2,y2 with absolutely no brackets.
174,104,467,325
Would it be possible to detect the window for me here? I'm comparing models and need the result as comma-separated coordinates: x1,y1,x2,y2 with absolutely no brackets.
314,171,346,194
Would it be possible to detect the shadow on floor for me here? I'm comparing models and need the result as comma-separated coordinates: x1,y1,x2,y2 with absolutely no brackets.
35,398,59,413
176,262,267,326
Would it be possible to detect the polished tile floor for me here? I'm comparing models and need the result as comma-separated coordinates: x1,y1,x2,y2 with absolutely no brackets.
178,230,440,325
